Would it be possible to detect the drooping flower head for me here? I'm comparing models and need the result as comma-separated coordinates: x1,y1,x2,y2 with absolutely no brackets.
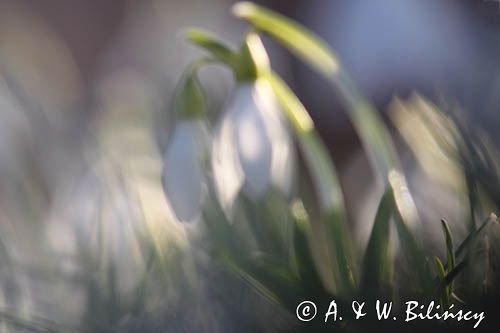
212,78,294,215
162,68,209,222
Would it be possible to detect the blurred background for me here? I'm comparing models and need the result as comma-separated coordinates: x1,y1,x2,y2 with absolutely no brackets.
0,0,500,331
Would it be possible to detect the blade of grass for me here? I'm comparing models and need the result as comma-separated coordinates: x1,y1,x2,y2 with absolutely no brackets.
390,183,433,294
455,214,495,258
435,258,468,298
441,219,455,299
360,188,393,298
434,256,449,308
291,200,326,293
221,253,282,305
432,215,495,297
441,219,455,272
238,193,289,259
246,254,303,310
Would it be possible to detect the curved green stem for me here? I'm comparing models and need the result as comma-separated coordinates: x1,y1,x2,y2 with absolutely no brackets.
185,28,237,67
185,28,268,82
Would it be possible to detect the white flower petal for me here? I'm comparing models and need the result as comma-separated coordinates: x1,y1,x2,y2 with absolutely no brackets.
212,109,244,215
162,120,206,222
253,81,295,196
271,132,295,196
212,80,295,211
235,93,273,198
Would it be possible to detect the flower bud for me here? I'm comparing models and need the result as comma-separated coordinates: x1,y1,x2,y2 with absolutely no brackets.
162,68,209,222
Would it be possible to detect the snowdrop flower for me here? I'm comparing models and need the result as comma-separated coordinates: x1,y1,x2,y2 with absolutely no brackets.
162,70,209,222
212,79,295,214
162,119,209,222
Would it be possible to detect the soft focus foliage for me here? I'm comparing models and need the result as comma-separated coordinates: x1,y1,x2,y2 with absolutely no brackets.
0,1,499,332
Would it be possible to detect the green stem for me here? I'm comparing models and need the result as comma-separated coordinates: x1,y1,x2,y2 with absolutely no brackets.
173,59,213,119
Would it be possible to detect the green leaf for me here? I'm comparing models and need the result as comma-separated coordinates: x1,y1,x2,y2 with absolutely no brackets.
265,72,313,134
435,258,468,301
220,246,301,311
433,214,496,298
247,254,302,310
291,132,344,215
361,188,393,298
441,219,455,272
265,71,342,213
233,2,338,76
221,253,282,305
434,256,446,281
434,256,449,307
291,201,322,286
441,219,455,300
391,190,433,294
389,95,463,191
265,71,354,294
455,214,495,259
237,193,289,259
324,209,356,295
